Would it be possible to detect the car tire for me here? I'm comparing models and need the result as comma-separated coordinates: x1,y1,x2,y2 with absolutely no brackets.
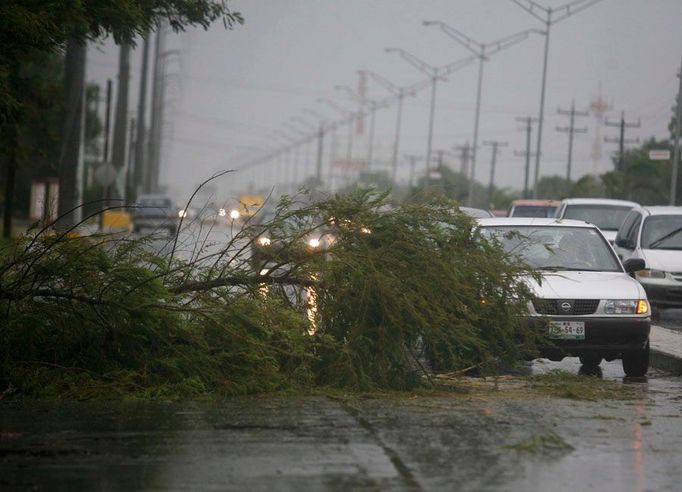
579,355,601,367
622,341,650,377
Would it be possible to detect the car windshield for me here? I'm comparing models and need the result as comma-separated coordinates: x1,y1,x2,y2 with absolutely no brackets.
642,215,682,250
481,225,622,272
562,204,632,231
510,206,557,218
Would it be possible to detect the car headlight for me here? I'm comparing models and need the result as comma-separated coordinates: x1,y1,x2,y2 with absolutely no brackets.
308,238,321,249
229,209,240,220
604,299,649,315
637,269,666,279
257,236,271,246
178,209,188,218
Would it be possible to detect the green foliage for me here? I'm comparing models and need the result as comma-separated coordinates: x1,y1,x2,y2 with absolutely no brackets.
306,191,539,389
0,190,540,398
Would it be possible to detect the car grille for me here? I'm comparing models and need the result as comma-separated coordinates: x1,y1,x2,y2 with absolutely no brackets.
532,299,600,315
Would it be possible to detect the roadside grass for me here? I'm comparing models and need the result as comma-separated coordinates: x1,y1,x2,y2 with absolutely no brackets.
524,369,640,401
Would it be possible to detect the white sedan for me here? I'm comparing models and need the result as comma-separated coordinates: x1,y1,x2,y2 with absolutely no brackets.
478,218,651,377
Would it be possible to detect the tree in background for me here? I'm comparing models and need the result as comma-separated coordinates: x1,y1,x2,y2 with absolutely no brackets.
0,0,243,235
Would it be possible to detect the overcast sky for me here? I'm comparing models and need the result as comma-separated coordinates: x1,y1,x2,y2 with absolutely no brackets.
88,0,682,203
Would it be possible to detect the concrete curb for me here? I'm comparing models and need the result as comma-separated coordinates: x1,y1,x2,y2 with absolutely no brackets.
650,325,682,376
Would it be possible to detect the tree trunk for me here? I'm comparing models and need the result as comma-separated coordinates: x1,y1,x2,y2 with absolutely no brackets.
56,39,86,231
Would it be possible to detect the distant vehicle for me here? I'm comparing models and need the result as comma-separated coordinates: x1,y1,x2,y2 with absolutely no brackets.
615,206,682,309
555,198,639,243
479,217,650,377
132,194,180,235
460,206,494,219
507,199,560,218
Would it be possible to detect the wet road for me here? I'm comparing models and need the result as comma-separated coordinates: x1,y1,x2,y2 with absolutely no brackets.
1,358,681,491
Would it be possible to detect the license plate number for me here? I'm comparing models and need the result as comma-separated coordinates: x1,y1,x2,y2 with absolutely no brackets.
548,321,585,340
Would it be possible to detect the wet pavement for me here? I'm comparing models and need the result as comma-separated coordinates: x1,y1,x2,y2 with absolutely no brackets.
1,358,681,491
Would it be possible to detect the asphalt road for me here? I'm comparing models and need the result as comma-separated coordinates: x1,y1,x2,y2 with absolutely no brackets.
1,358,680,492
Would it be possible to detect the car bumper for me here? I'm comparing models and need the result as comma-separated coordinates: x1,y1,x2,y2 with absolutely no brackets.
639,283,682,308
530,317,650,360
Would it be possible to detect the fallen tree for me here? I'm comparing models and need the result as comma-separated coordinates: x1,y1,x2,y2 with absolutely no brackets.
0,190,540,398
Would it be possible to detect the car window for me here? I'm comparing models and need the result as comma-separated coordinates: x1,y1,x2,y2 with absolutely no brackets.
562,204,633,231
138,197,172,208
641,215,682,250
616,210,638,246
481,225,622,272
626,214,642,248
510,206,557,218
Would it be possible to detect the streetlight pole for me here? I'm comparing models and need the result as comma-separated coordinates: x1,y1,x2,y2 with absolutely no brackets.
360,70,415,186
385,48,474,184
511,0,605,198
671,54,682,205
318,98,355,167
423,21,535,206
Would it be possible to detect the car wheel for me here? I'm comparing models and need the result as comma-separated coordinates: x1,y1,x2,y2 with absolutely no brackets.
622,341,650,377
579,355,601,367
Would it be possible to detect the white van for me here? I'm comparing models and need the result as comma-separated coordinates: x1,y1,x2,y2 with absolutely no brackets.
555,198,639,243
615,206,682,309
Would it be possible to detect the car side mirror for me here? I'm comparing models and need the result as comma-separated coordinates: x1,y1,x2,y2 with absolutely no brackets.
615,237,633,249
623,258,645,273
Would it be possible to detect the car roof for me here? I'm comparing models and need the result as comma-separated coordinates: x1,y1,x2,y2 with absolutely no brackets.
559,198,639,207
460,206,494,218
477,217,596,228
638,205,682,216
510,199,560,206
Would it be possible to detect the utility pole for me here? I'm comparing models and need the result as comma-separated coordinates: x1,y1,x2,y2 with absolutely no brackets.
147,27,166,193
453,142,471,178
514,116,538,199
125,118,136,203
453,142,471,200
604,111,640,171
110,42,131,200
56,39,87,231
405,154,421,188
483,140,508,207
133,34,150,203
360,70,415,187
556,101,588,181
423,21,536,206
511,0,605,198
671,54,682,205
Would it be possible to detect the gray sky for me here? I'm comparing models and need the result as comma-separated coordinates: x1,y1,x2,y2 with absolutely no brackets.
88,0,682,203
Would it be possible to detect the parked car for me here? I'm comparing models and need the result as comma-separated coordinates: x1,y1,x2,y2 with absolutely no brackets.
132,194,180,235
507,199,560,218
614,206,682,309
555,198,638,243
478,217,650,376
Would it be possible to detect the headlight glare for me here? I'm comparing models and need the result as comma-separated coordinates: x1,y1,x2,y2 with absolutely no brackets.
636,299,649,315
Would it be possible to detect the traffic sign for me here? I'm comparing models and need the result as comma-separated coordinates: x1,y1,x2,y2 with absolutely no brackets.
649,149,671,161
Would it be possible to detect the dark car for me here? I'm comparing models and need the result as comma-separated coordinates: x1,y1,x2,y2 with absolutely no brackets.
132,194,180,235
